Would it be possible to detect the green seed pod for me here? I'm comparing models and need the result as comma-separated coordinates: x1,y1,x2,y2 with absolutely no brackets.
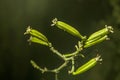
85,35,102,45
28,36,49,46
24,26,48,42
84,35,109,48
87,25,113,41
51,18,86,40
72,55,102,75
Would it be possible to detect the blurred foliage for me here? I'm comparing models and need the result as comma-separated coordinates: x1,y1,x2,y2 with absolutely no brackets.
0,0,120,80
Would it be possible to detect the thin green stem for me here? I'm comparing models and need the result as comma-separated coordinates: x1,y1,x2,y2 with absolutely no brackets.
63,41,84,58
68,57,75,74
55,61,69,71
55,73,58,80
50,46,66,60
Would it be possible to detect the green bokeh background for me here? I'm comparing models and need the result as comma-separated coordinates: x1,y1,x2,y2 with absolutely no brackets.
0,0,120,80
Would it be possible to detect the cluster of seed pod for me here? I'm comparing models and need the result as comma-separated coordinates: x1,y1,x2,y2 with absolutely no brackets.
24,26,50,46
24,18,114,76
84,25,114,48
51,18,114,48
51,18,114,75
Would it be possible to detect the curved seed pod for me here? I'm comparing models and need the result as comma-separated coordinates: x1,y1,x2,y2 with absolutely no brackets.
87,25,113,41
72,55,102,75
51,18,86,40
24,26,48,42
28,36,49,46
84,35,109,48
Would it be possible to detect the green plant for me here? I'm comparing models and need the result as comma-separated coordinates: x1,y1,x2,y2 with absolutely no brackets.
24,18,114,80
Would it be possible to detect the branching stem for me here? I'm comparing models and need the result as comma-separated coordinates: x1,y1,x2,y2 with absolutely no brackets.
30,41,84,80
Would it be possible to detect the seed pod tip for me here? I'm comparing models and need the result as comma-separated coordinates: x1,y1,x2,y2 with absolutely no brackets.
24,26,32,35
51,18,58,26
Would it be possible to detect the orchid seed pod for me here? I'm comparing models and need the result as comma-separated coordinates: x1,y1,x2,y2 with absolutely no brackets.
84,35,109,48
28,36,49,46
51,18,86,40
24,26,48,42
72,55,102,75
87,25,113,41
85,35,102,45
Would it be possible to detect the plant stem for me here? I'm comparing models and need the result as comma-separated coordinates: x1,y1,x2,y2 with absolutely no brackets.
50,46,66,60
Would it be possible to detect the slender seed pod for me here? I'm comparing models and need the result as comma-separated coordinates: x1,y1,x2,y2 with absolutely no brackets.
72,55,102,75
85,35,102,45
87,25,113,41
28,36,49,46
84,35,109,48
24,26,48,42
51,18,86,40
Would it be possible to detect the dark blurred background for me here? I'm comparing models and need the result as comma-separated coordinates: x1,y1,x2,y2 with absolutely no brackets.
0,0,120,80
